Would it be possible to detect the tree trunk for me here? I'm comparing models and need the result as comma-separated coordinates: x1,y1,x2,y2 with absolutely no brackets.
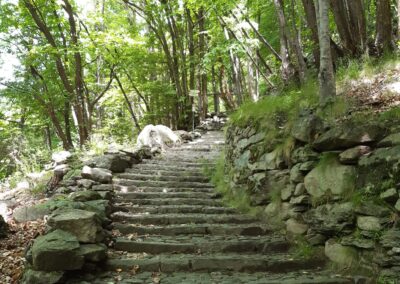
375,0,393,54
211,66,220,114
317,0,336,103
198,8,208,120
273,0,295,84
115,75,141,131
301,0,320,67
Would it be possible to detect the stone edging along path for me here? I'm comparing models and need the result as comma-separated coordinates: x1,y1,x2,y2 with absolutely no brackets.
22,130,359,284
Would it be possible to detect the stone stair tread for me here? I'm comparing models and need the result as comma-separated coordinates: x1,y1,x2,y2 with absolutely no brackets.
104,252,328,273
114,185,215,193
114,179,214,188
112,204,236,214
84,271,354,284
112,222,269,236
115,191,217,200
116,173,210,182
113,197,223,206
113,235,289,254
124,169,205,176
111,212,258,225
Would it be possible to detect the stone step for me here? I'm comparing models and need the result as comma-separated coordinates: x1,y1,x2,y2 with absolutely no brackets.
114,179,214,189
104,253,328,273
111,213,258,225
113,235,289,254
113,197,223,207
114,185,215,193
130,164,209,171
141,160,214,167
124,168,205,176
84,271,355,284
115,191,218,200
116,173,210,183
112,222,269,236
113,204,236,215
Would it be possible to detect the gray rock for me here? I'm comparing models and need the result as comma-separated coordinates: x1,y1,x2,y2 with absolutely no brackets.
22,269,64,284
304,157,356,198
289,195,310,205
395,199,400,212
357,216,382,231
304,202,355,235
31,229,83,271
13,205,51,223
306,232,326,246
340,235,375,249
52,151,72,165
286,218,308,235
174,130,193,142
281,186,294,201
77,179,96,189
291,146,319,164
358,146,400,186
81,166,112,183
324,239,358,267
237,133,264,151
290,164,304,183
69,190,102,202
48,209,103,243
377,133,400,147
294,183,306,196
54,164,70,178
87,154,131,173
92,184,114,191
299,161,317,172
355,201,392,217
291,113,323,143
234,150,250,171
79,243,107,262
339,146,371,164
313,123,384,151
381,229,400,248
97,191,113,200
380,188,399,204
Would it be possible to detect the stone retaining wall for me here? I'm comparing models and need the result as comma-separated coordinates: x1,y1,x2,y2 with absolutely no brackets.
224,113,400,280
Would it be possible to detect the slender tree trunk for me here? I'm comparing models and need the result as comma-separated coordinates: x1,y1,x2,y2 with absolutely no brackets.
211,66,220,114
198,8,208,120
302,0,320,67
115,75,141,131
290,0,307,83
316,0,336,103
273,0,295,84
44,125,52,151
64,101,73,148
398,0,400,39
375,0,393,54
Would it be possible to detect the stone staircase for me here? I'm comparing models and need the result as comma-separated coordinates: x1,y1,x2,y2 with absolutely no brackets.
91,131,354,283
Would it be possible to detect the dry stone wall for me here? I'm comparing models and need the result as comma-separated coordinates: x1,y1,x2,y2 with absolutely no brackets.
225,113,400,281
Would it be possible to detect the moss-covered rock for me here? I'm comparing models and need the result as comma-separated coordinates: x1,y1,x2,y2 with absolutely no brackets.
324,239,359,267
31,229,83,271
304,156,357,198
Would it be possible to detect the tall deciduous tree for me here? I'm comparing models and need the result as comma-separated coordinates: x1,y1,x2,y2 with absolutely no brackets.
316,0,336,103
375,0,393,54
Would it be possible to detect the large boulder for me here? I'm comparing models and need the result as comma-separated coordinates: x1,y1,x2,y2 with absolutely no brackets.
313,123,385,151
304,156,356,198
47,209,104,243
339,146,371,165
81,166,112,183
31,229,84,271
286,218,308,235
87,154,131,173
357,216,382,231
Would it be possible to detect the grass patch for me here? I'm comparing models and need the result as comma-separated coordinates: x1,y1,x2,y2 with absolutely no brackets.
290,236,317,259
